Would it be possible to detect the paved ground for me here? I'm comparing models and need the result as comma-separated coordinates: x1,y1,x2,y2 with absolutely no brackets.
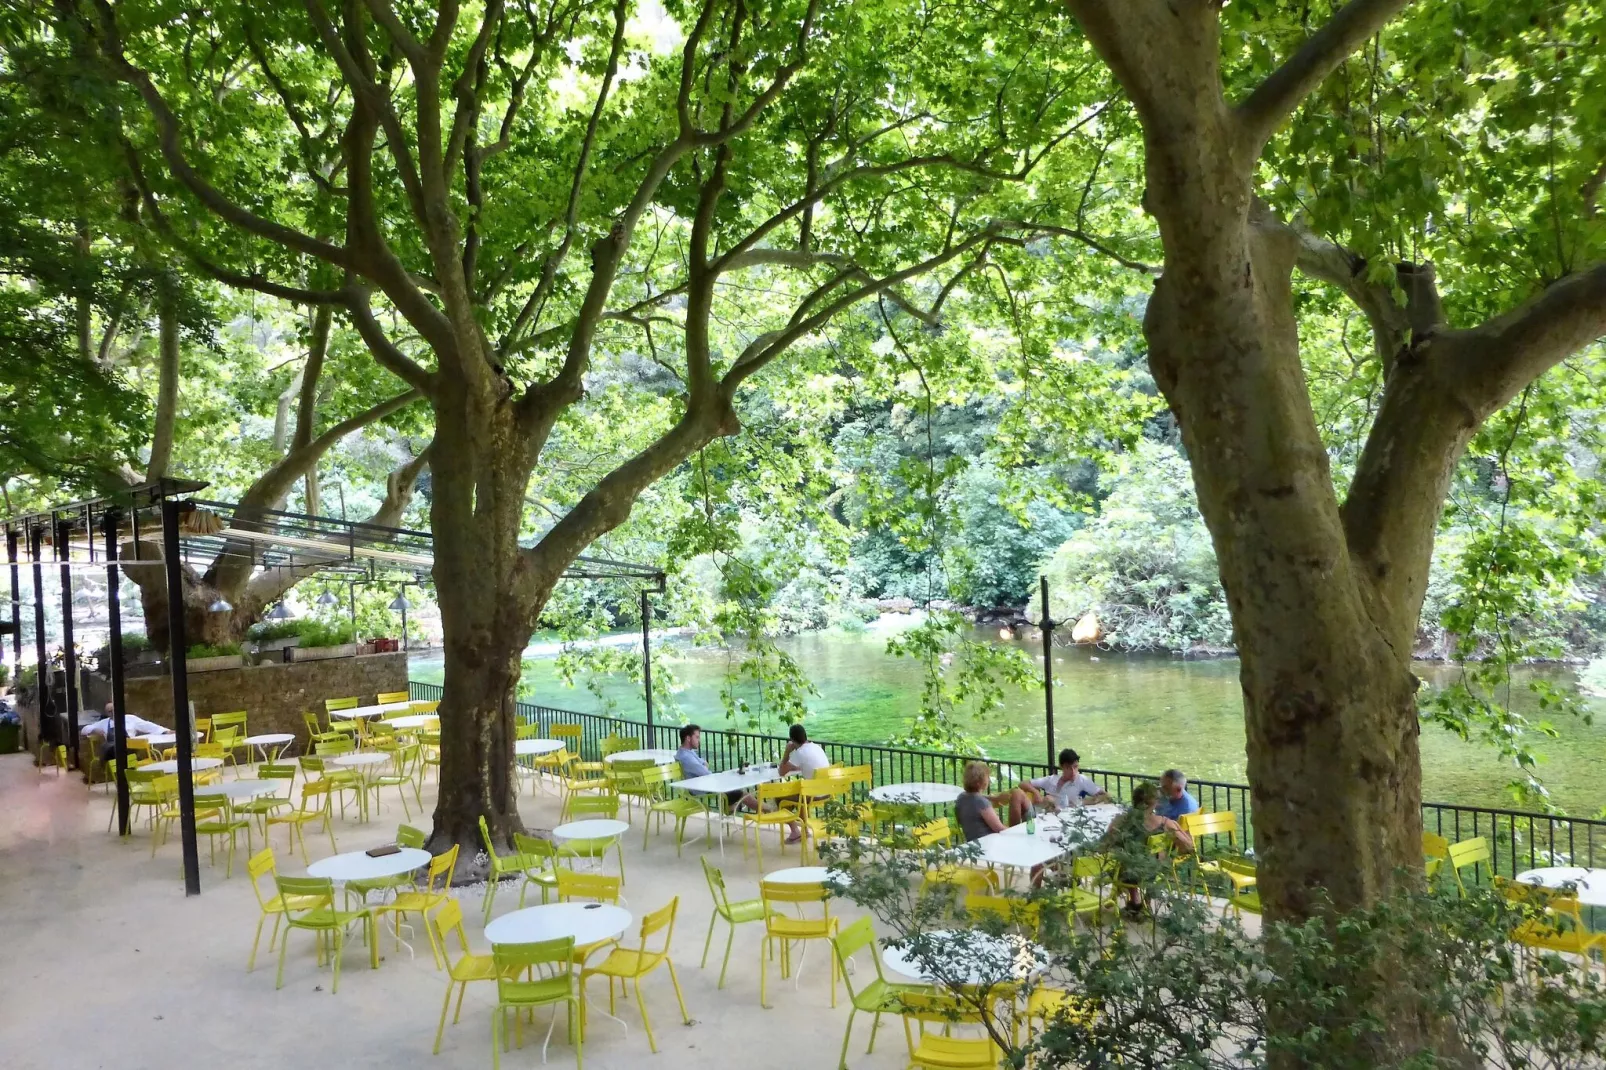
0,753,910,1070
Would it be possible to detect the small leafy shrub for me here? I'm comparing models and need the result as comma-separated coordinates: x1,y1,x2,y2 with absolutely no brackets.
186,642,242,659
295,620,355,648
247,620,303,641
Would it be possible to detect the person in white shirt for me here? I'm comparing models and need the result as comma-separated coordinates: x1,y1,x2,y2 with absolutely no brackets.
1009,748,1110,824
79,703,170,760
778,723,830,843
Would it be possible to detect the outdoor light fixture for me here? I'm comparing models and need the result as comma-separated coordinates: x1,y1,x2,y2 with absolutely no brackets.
266,602,293,620
388,593,408,612
208,597,233,613
316,591,338,606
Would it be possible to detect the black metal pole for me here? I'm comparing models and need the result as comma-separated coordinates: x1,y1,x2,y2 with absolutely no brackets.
162,496,201,895
6,527,19,676
1040,574,1056,769
104,509,131,835
641,587,654,739
57,518,80,769
29,524,47,755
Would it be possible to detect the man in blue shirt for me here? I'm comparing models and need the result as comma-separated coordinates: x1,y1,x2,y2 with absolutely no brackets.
675,723,753,810
1156,769,1199,822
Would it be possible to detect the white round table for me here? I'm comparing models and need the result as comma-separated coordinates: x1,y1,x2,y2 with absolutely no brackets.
516,739,564,756
144,757,224,774
882,930,1048,985
329,707,388,720
386,715,439,730
1516,867,1606,908
242,733,295,762
766,865,852,888
1002,803,1124,844
485,902,632,947
192,779,280,801
869,782,963,804
332,752,391,769
553,819,631,841
141,733,178,748
308,847,432,883
603,749,678,765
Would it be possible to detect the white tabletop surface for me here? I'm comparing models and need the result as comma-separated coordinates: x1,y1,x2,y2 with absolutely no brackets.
1516,867,1606,907
193,779,280,801
242,733,295,745
141,733,179,746
331,752,391,768
603,749,678,764
765,866,851,887
869,782,964,804
671,766,782,793
308,847,432,882
330,701,412,720
882,930,1048,985
1001,803,1124,845
144,757,224,774
970,831,1066,870
553,819,630,840
485,902,632,947
516,739,565,756
386,715,439,730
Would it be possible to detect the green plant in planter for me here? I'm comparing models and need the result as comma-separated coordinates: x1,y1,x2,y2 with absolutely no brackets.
246,620,302,642
120,632,152,654
295,620,355,648
186,642,243,660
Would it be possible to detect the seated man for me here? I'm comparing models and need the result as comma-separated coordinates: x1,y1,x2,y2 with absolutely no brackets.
1155,769,1199,822
674,723,755,812
778,723,830,777
1009,747,1110,825
80,702,169,761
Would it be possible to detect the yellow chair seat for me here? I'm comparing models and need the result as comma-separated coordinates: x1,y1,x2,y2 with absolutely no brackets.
382,889,449,914
1027,987,1096,1024
767,915,835,939
742,808,797,826
908,1034,999,1069
585,947,666,978
449,950,499,983
264,892,326,914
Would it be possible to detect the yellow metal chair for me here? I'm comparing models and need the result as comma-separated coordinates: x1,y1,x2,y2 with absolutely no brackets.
1422,830,1451,883
479,815,544,921
192,790,253,876
299,753,362,819
1215,858,1262,917
211,711,249,768
1065,854,1121,924
375,844,459,969
913,818,953,848
550,723,585,757
409,700,440,715
376,690,410,705
514,833,560,907
1448,836,1492,897
831,917,929,1070
268,779,339,862
236,763,296,835
346,824,427,907
758,877,839,1008
273,874,377,993
1178,810,1242,894
427,899,499,1054
965,892,1041,934
1496,877,1606,977
192,716,213,743
325,696,360,714
700,857,777,989
601,734,639,759
580,897,691,1052
556,869,625,964
560,795,628,881
129,771,175,841
611,759,667,820
491,938,581,1070
370,743,423,818
647,778,722,856
899,990,999,1070
245,847,323,972
742,780,803,871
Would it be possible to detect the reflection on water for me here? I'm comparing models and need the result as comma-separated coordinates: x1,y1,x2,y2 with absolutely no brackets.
410,628,1606,814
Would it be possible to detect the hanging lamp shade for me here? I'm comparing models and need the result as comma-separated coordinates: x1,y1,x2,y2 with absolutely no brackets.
208,597,233,613
266,602,293,620
388,593,409,612
316,591,338,606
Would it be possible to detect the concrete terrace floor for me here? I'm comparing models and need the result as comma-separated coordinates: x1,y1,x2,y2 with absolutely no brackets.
0,752,920,1070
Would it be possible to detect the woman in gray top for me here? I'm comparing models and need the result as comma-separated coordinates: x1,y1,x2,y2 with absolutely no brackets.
955,761,1007,842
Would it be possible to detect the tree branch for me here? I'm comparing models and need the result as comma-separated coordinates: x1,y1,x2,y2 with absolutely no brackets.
1236,0,1416,150
346,289,437,395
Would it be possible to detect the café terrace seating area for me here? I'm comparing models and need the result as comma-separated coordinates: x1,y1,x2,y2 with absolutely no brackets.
4,692,1602,1070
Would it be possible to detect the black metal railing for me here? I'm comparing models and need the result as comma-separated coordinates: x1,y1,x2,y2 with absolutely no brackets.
408,680,1605,885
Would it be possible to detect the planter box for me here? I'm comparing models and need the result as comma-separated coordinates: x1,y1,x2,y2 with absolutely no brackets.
369,638,399,653
188,654,245,673
288,643,358,662
255,636,303,652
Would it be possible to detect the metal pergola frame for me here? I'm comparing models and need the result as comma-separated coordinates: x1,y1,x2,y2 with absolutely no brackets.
4,480,665,897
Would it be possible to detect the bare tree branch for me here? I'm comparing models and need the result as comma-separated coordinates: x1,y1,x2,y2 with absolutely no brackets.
346,288,437,394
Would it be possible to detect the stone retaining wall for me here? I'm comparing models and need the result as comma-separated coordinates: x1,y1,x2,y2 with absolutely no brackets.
108,651,409,755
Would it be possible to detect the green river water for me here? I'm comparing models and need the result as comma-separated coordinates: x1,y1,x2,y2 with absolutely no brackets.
410,625,1606,816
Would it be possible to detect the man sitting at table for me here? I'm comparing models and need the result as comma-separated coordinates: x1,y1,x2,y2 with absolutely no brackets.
675,723,756,813
778,723,830,777
80,702,169,761
1156,769,1199,821
1008,748,1111,825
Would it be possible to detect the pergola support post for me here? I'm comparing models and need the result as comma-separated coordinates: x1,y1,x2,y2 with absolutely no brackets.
104,509,131,835
29,525,47,756
1039,574,1057,769
57,517,80,768
161,496,202,895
